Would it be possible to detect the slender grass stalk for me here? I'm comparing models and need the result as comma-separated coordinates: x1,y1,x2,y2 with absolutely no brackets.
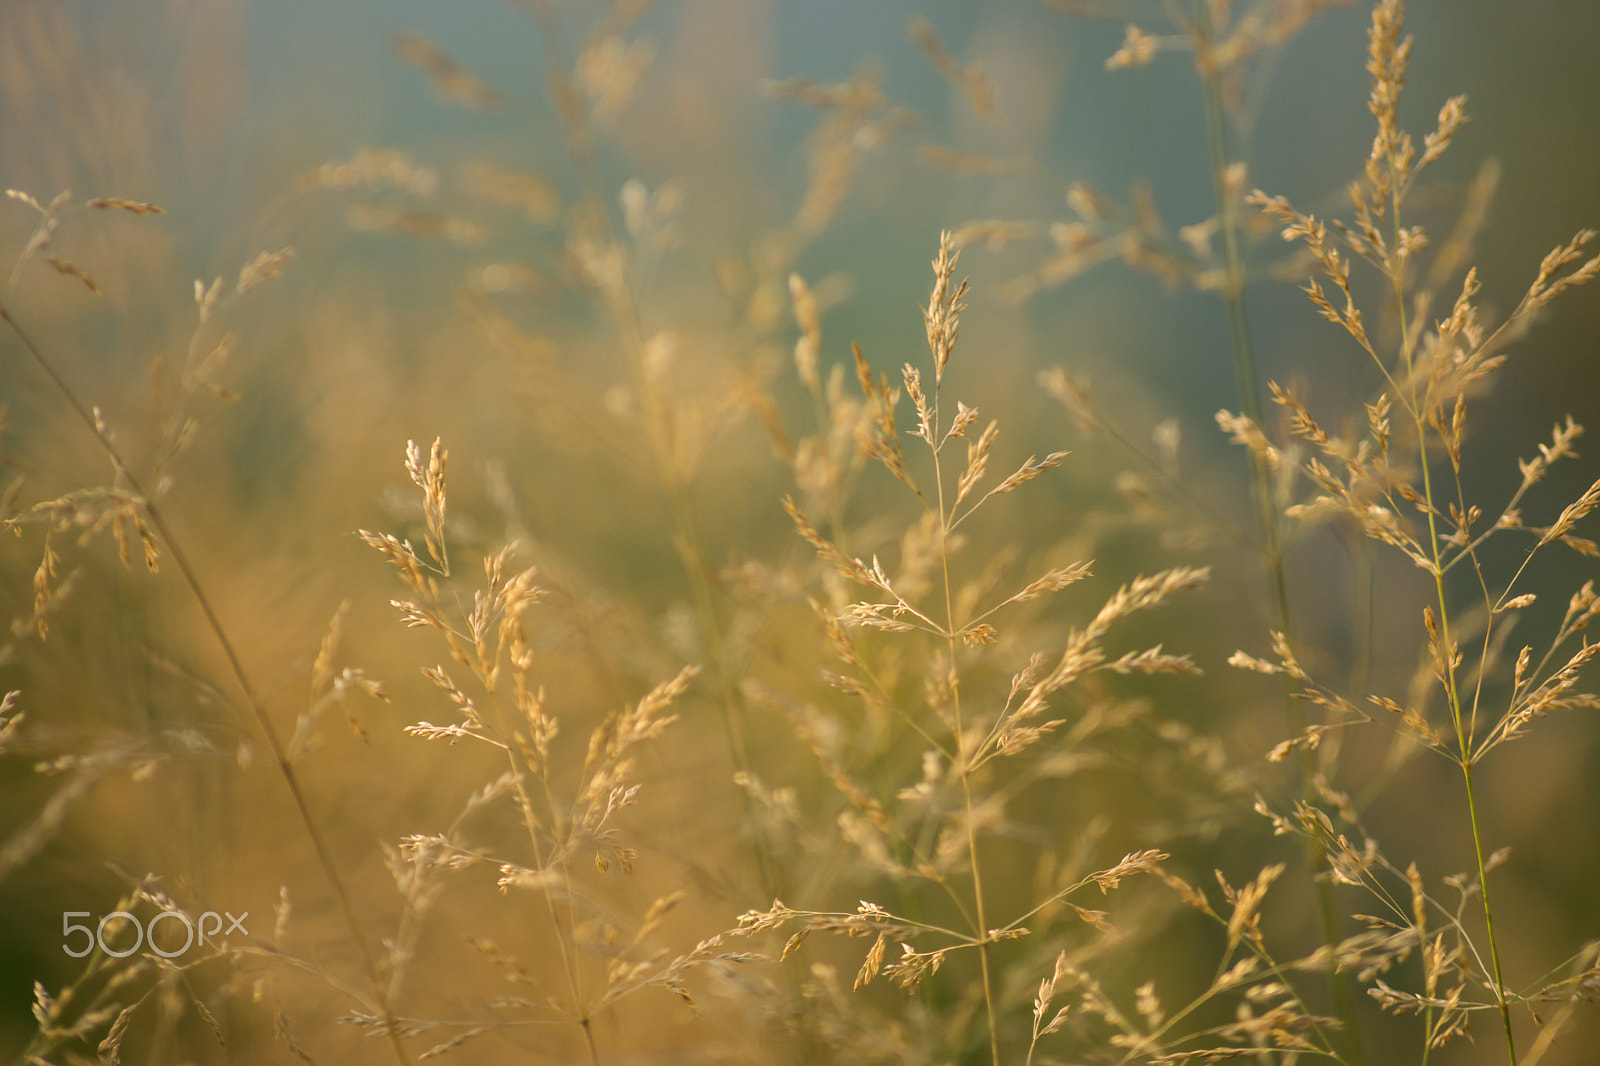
1419,463,1515,1064
1193,8,1290,634
525,4,773,903
1463,759,1516,1061
929,390,1001,1066
0,303,414,1065
1191,6,1365,1060
1400,281,1516,1063
503,706,596,1063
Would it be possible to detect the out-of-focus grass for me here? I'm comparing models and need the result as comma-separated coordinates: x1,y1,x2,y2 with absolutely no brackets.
3,2,1600,1063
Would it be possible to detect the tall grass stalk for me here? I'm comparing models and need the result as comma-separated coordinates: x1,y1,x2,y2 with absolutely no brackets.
0,302,414,1066
1190,4,1365,1059
923,250,1002,1065
1394,182,1517,1066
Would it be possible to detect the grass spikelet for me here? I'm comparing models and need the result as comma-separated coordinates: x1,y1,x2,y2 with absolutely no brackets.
235,247,295,294
85,197,164,215
391,32,505,110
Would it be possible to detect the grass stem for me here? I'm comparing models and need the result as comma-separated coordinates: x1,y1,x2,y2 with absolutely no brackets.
1,302,413,1066
1192,8,1365,1061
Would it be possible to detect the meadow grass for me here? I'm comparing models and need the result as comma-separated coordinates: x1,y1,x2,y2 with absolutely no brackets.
2,1,1599,1063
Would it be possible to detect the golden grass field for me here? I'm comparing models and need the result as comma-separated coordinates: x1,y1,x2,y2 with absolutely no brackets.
3,1,1600,1063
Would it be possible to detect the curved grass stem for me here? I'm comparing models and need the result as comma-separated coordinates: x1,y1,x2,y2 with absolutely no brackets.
0,302,413,1065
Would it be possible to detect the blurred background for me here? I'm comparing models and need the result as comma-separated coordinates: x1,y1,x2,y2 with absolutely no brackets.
2,0,1598,1062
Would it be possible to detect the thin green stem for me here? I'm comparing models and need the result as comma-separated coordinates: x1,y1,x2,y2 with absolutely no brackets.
1198,56,1288,634
1417,434,1515,1066
929,376,999,1066
1192,7,1364,1060
1394,148,1516,1058
960,759,1000,1066
1465,761,1516,1061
